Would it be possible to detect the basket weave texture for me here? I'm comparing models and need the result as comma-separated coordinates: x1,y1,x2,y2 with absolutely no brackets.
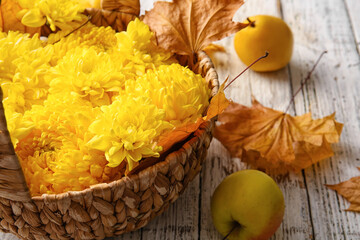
0,50,219,240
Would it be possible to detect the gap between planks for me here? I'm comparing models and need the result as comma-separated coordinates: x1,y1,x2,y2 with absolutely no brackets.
279,0,316,238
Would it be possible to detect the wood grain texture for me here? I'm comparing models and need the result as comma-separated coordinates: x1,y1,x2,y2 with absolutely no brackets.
0,233,19,240
282,0,360,239
141,176,200,240
2,0,360,239
200,1,313,239
344,0,360,54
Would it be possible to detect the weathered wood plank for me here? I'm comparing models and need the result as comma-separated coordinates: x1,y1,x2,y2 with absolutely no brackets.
0,232,20,240
141,176,200,240
281,0,360,239
344,0,360,54
2,1,360,240
199,0,313,239
107,230,142,240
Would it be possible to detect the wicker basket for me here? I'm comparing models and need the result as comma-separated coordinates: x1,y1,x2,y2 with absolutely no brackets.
0,50,219,239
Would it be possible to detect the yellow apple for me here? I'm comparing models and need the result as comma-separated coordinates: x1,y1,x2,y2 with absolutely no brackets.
211,170,285,240
234,15,293,72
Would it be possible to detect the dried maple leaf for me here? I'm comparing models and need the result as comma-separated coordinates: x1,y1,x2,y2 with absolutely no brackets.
0,0,41,35
84,8,138,32
214,98,343,174
101,0,140,15
85,0,139,32
143,0,247,57
158,118,205,153
203,43,226,56
203,43,226,64
327,168,360,212
206,79,230,120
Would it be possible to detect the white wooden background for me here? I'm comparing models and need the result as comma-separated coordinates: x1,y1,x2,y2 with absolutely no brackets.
2,0,360,239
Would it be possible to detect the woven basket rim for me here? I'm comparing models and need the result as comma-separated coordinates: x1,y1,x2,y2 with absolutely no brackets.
20,50,219,201
31,121,211,200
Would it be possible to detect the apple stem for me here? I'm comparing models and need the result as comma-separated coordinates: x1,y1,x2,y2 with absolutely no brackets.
284,50,327,114
224,52,269,90
222,225,237,240
247,17,256,27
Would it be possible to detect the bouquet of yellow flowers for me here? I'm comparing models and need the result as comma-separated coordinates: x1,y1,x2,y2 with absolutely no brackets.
1,17,211,196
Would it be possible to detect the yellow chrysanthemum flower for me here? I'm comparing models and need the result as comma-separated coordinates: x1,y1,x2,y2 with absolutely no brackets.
16,93,122,195
0,31,43,81
16,0,86,31
12,45,54,108
0,32,51,112
111,18,175,79
49,47,125,106
0,31,52,145
3,108,35,148
126,64,211,126
48,24,117,65
87,95,173,170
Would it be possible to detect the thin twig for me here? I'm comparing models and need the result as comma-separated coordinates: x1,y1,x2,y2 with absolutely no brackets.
52,16,92,44
224,52,269,90
284,50,327,113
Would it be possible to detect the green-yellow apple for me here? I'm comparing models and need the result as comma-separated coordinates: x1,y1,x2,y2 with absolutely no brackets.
211,170,285,240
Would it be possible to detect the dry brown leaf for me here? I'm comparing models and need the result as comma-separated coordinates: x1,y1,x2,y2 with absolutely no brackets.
203,43,226,66
214,98,343,174
327,168,360,212
158,118,205,153
84,8,138,32
101,0,140,15
0,9,2,30
84,0,140,32
143,0,247,56
203,43,226,56
206,80,230,120
0,0,41,35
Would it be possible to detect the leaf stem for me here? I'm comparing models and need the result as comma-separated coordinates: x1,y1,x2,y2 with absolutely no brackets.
52,16,92,44
224,52,269,90
284,50,327,114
